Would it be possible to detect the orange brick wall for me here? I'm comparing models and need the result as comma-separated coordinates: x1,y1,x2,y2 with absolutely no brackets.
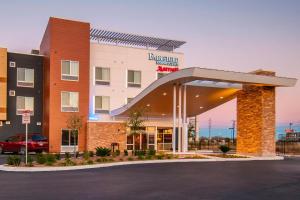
40,17,90,152
87,122,127,152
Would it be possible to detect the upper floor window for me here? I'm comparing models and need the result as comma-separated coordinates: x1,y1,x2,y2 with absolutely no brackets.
95,67,110,85
127,70,141,88
17,68,34,88
61,60,79,81
61,91,79,112
95,96,110,114
16,96,34,115
157,72,168,79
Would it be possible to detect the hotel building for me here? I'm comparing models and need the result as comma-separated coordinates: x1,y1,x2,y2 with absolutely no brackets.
0,17,297,156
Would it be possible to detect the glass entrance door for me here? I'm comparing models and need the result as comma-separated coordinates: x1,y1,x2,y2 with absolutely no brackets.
157,127,173,151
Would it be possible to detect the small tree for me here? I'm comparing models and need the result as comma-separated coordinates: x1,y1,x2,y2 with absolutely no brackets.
66,113,83,158
126,109,145,151
188,122,196,142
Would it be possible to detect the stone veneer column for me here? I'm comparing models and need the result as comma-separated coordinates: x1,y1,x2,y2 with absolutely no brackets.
237,70,276,156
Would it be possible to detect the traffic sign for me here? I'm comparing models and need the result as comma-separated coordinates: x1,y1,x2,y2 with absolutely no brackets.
22,112,31,124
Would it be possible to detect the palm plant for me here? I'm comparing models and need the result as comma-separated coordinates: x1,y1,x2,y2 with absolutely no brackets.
126,109,145,151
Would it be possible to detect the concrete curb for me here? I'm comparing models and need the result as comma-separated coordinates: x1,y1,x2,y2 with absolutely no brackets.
0,156,284,172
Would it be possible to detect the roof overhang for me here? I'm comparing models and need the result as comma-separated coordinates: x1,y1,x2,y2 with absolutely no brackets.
111,67,297,118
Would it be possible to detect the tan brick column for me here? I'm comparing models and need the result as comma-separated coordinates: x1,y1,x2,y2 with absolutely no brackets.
237,70,276,156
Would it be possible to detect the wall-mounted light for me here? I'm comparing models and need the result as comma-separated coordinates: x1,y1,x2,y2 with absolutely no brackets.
163,92,167,96
195,94,200,98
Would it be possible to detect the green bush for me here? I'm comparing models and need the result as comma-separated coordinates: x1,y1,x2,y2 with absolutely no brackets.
87,160,94,165
115,149,120,156
62,159,76,166
27,156,34,167
219,145,230,154
65,152,71,159
124,150,128,156
134,150,146,156
138,155,145,160
145,155,153,160
128,157,134,161
89,151,94,157
7,155,21,166
54,153,61,160
147,149,156,156
45,154,56,166
156,154,164,160
95,147,111,157
83,151,90,160
36,153,46,164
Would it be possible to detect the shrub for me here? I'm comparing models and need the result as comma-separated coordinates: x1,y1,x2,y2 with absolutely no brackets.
36,153,46,164
65,152,71,159
147,149,156,156
87,160,94,165
54,153,61,160
45,154,56,166
138,155,144,160
95,147,111,157
75,151,80,158
124,150,128,156
83,151,90,160
219,145,230,154
145,155,153,160
134,150,146,156
7,155,21,166
166,154,173,159
64,158,76,166
27,156,34,167
89,151,94,157
156,154,164,160
128,157,134,161
115,149,120,156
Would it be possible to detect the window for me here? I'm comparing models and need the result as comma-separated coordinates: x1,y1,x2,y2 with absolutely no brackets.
9,61,16,68
17,68,34,87
61,129,78,146
16,96,34,115
127,98,133,104
157,72,168,79
61,60,79,81
94,96,110,113
61,92,79,112
127,70,141,88
95,67,110,85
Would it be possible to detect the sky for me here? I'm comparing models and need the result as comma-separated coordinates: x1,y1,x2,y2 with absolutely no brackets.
0,0,299,129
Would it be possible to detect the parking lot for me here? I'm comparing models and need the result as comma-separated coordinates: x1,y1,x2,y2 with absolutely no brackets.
0,155,300,200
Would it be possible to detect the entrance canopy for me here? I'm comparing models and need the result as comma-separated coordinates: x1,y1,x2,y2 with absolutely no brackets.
111,67,297,118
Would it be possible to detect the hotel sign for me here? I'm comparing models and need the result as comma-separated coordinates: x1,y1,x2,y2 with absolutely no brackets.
148,53,179,66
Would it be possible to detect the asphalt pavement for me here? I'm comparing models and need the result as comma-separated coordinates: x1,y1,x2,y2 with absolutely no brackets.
0,156,300,200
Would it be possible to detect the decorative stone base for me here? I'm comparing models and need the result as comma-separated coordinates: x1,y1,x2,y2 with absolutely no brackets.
87,122,127,152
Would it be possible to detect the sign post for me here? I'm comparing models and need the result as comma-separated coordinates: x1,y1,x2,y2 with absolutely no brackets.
22,110,31,164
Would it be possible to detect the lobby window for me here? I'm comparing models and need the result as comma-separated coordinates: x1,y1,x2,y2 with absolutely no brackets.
16,96,34,115
61,91,79,112
61,60,79,81
127,70,141,88
95,96,110,113
17,68,34,88
61,129,78,146
95,67,110,85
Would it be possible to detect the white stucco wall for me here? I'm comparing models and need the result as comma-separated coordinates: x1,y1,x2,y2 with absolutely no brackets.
89,43,185,122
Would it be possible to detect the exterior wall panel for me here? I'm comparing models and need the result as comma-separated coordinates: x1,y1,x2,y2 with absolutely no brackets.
40,17,90,153
0,48,7,121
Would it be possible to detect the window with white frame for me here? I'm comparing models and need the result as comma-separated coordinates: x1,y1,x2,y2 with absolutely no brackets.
16,96,34,115
61,92,79,112
61,60,79,81
127,70,141,88
17,68,34,87
95,67,110,85
95,96,110,113
61,129,78,146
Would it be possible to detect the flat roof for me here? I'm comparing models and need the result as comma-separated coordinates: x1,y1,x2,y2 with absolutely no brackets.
111,67,297,118
90,28,186,51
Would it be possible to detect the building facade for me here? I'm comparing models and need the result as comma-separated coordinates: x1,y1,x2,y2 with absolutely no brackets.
0,17,297,156
0,50,43,141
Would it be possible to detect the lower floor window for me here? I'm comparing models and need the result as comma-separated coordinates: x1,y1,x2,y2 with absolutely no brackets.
16,96,34,115
61,129,78,146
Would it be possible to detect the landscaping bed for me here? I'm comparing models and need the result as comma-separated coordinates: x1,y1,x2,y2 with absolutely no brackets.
206,154,248,158
4,148,209,167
